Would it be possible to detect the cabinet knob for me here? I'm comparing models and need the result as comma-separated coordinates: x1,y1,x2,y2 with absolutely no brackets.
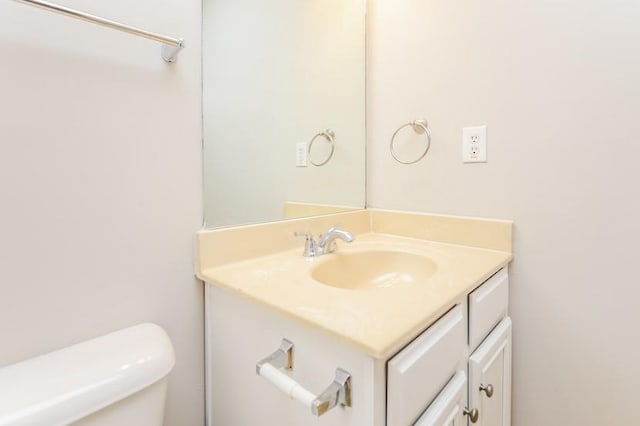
480,383,494,398
463,407,479,423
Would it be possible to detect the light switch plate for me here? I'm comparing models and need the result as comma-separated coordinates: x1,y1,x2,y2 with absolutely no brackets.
296,142,308,167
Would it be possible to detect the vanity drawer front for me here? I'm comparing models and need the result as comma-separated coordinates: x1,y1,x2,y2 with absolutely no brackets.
468,267,508,350
414,370,467,426
387,305,466,426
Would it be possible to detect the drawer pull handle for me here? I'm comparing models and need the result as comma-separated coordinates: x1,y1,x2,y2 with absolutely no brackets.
464,407,480,423
256,338,352,417
480,383,494,398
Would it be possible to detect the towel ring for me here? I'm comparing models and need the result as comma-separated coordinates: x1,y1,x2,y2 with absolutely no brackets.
390,119,431,164
308,129,335,167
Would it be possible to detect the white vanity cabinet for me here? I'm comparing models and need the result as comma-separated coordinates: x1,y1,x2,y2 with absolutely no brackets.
204,267,511,426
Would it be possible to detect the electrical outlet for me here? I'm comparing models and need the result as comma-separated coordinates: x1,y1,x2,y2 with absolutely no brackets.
296,142,308,167
462,125,487,163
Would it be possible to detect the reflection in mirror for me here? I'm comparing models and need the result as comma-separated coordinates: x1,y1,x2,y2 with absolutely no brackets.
203,0,366,228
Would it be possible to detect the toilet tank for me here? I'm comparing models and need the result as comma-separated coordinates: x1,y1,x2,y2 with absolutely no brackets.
0,323,175,426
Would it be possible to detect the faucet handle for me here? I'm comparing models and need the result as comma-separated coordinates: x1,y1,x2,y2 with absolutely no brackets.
294,231,315,242
294,231,317,257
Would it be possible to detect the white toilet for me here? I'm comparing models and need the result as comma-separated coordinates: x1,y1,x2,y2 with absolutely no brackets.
0,323,175,426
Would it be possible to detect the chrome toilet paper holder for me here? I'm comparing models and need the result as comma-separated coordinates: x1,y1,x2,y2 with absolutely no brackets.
256,338,352,417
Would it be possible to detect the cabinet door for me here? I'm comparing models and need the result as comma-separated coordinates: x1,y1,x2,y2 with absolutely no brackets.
414,371,467,426
468,317,512,426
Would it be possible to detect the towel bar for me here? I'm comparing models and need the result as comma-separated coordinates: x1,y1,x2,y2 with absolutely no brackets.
12,0,185,62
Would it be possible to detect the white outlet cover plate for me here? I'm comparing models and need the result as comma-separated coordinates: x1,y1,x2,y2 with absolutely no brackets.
462,125,487,163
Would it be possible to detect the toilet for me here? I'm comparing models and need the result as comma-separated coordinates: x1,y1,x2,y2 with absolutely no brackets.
0,323,175,426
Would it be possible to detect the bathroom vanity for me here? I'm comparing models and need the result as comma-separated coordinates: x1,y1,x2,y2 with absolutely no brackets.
197,210,513,426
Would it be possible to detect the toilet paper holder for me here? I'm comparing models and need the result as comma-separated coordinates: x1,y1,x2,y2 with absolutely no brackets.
256,338,352,416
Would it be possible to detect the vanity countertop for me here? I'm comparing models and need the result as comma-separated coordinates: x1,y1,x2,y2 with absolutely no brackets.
197,222,512,359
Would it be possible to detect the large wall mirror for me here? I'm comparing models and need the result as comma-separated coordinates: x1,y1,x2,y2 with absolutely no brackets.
203,0,366,228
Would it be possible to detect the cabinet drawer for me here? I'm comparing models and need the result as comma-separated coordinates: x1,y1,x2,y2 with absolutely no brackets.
387,305,466,426
468,268,508,350
414,370,467,426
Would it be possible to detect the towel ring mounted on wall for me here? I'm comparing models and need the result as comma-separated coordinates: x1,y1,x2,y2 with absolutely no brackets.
308,129,336,167
390,119,431,164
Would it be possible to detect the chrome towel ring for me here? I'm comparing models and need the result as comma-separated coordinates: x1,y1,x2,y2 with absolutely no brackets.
308,129,335,167
390,119,431,164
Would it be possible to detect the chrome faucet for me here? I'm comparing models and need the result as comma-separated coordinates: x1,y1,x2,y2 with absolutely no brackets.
318,227,355,254
294,226,355,257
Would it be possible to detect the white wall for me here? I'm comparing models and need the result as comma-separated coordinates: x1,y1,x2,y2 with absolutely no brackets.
368,0,640,424
0,1,203,425
203,0,366,228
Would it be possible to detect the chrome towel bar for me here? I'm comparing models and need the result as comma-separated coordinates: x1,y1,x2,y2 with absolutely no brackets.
12,0,185,62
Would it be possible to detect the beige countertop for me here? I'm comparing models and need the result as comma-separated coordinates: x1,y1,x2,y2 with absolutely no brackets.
197,220,512,358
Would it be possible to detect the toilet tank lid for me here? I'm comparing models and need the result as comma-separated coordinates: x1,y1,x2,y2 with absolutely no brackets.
0,323,175,426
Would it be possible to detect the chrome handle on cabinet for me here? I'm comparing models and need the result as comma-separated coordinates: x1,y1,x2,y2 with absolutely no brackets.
480,383,494,398
463,407,479,423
